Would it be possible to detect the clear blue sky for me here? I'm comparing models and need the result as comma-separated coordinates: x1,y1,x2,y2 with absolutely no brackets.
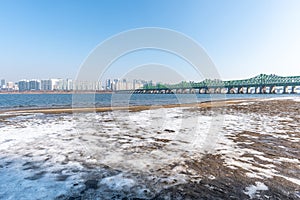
0,0,300,82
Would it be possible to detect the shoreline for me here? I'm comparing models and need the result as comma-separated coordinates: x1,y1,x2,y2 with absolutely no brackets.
0,98,258,115
0,96,298,115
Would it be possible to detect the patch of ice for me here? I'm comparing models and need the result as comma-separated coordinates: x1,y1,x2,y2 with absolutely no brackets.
245,172,263,179
276,157,300,163
207,175,216,180
259,96,294,101
237,102,256,106
159,174,187,186
254,155,274,163
0,159,81,200
100,173,135,190
244,182,268,199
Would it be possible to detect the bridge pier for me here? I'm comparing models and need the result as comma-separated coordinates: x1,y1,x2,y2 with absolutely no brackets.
261,86,267,94
207,88,215,94
182,89,188,94
176,89,182,94
283,86,289,94
228,88,235,94
214,88,219,93
270,86,276,94
205,88,209,94
291,86,296,94
246,87,253,94
220,88,226,94
255,87,259,94
199,88,208,94
238,87,244,94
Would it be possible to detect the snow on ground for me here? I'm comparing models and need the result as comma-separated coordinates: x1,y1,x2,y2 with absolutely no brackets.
0,98,299,198
244,182,269,199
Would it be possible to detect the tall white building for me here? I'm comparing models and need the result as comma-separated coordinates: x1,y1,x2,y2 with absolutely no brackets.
133,79,144,90
66,79,73,91
6,82,14,91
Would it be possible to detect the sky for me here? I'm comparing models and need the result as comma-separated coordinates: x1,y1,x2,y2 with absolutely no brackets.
0,0,300,82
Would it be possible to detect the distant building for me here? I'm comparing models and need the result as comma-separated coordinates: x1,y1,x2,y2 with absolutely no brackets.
105,79,110,90
50,79,60,90
13,83,19,91
18,80,29,91
41,79,52,91
6,82,14,91
111,79,117,91
120,79,127,90
66,79,73,91
1,79,5,89
29,80,41,90
133,79,144,90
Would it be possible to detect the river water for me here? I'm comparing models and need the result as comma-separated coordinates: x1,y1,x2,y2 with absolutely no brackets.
0,94,299,199
0,93,299,110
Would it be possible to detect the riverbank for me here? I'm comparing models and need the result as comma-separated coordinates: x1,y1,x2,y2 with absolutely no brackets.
0,98,255,115
0,97,299,199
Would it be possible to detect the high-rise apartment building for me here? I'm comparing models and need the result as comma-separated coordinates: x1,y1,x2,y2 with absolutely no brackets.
41,79,51,91
1,79,5,89
18,80,29,91
133,79,144,90
29,80,41,90
105,79,111,90
50,79,60,90
6,82,14,91
66,79,73,91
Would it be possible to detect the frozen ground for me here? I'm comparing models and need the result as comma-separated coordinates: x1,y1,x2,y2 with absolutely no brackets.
0,98,299,199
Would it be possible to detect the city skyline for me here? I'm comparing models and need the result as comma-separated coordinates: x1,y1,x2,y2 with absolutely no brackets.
1,1,300,82
0,77,154,92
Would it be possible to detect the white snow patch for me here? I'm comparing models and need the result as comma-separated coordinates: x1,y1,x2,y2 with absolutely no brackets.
244,182,268,199
0,159,80,200
100,174,135,190
276,157,300,163
254,155,274,163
